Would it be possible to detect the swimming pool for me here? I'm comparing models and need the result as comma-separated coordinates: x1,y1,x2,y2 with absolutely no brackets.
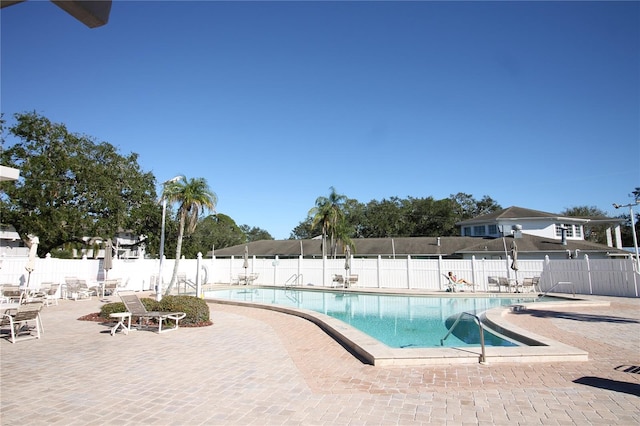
207,287,540,349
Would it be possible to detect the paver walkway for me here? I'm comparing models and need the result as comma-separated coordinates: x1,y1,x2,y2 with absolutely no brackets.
1,293,639,425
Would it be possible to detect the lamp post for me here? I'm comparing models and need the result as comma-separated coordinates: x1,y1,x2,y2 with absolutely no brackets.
157,176,182,301
613,199,640,274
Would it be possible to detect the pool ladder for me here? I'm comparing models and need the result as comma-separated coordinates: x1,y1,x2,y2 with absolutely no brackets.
440,311,487,364
284,274,303,288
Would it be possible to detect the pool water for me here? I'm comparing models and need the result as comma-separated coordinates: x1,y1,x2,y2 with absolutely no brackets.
207,287,540,348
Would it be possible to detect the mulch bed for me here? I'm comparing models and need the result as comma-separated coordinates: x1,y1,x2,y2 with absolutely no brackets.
77,312,213,327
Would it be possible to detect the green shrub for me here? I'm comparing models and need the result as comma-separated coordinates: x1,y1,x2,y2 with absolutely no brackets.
159,295,210,325
99,296,210,326
141,298,161,312
51,249,74,259
100,302,126,318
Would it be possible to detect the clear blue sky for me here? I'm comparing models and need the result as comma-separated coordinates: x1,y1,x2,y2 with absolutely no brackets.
2,1,639,240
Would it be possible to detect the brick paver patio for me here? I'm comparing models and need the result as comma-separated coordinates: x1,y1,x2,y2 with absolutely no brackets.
1,292,638,425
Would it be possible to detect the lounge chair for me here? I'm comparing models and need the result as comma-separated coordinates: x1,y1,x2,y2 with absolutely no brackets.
345,274,359,288
1,285,23,303
443,274,462,292
119,291,186,333
521,276,541,293
532,276,541,292
63,277,93,300
24,282,50,303
1,302,44,343
103,279,122,297
28,283,59,306
74,280,97,300
43,284,60,306
443,274,475,292
332,274,345,287
234,272,259,285
488,276,513,293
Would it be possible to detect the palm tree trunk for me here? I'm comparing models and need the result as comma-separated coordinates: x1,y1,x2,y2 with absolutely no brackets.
165,212,186,295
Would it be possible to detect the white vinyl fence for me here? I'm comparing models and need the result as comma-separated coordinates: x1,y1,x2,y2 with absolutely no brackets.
1,254,637,298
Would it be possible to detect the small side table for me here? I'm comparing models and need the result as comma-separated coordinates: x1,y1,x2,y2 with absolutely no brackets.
110,312,131,336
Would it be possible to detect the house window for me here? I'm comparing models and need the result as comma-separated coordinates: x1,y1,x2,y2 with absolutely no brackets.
555,224,563,237
463,227,471,236
556,224,573,238
574,225,582,238
488,224,498,235
565,225,573,237
473,225,486,236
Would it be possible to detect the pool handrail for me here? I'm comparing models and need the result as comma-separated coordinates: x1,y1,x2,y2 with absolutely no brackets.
540,281,575,299
284,274,303,288
440,311,487,364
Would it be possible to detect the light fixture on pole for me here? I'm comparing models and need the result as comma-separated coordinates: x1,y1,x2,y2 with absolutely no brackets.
613,197,640,274
157,175,182,301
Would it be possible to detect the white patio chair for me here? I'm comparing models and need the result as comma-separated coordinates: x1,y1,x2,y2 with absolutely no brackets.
43,284,60,306
1,302,44,343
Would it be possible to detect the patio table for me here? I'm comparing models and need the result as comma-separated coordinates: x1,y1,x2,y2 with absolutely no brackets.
109,312,131,336
0,303,21,313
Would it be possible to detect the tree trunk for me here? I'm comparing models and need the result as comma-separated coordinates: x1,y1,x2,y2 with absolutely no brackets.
165,212,186,295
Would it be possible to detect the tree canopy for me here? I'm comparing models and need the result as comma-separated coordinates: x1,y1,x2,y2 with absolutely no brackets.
292,192,502,240
0,112,159,256
240,225,273,243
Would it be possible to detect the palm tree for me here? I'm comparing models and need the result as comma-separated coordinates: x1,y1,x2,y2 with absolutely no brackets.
334,219,354,256
163,176,217,295
309,187,347,258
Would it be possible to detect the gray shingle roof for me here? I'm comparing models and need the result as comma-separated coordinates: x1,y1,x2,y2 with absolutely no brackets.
211,234,627,258
456,206,562,225
212,206,628,258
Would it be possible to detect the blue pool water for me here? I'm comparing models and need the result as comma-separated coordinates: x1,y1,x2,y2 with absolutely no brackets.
207,288,540,348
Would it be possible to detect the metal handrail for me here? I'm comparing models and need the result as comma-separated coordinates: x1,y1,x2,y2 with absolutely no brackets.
179,279,197,295
541,281,575,298
284,274,303,288
440,311,487,364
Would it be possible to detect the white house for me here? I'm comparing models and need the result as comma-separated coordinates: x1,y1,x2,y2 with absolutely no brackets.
457,206,625,247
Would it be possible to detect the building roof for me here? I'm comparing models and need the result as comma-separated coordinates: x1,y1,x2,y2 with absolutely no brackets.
211,205,628,258
458,234,624,256
212,234,627,258
456,206,590,225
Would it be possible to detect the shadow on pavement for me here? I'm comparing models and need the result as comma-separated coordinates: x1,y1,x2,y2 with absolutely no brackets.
574,376,640,397
513,309,640,324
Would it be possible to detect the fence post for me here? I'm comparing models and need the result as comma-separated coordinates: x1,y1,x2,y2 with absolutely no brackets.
273,255,279,286
406,255,412,289
471,255,477,289
631,258,639,297
541,255,551,291
81,254,89,283
437,255,443,291
210,253,216,286
584,254,593,294
196,252,202,297
44,253,53,289
377,255,382,288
